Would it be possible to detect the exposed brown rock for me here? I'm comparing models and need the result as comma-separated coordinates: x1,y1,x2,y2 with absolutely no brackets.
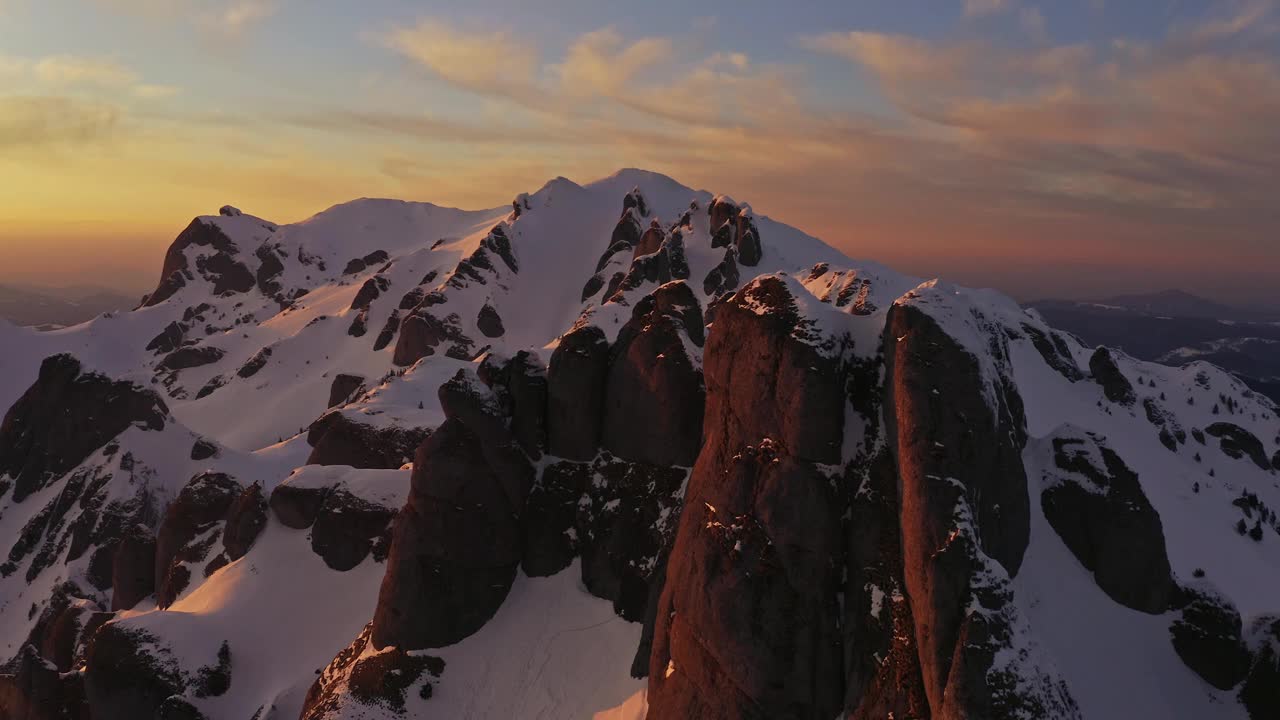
546,325,610,461
326,374,365,409
156,472,243,608
601,282,705,467
306,412,430,469
647,277,850,719
110,525,157,611
222,482,268,561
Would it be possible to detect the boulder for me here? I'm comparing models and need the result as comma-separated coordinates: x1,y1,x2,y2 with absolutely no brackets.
546,325,610,461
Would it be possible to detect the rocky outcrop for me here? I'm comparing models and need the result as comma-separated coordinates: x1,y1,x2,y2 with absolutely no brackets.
1206,422,1272,471
326,374,365,409
0,354,168,503
158,346,224,372
0,644,87,720
1040,431,1177,613
221,483,267,561
350,275,389,311
1089,347,1135,405
882,289,1074,718
306,412,430,469
236,347,272,379
476,303,505,338
1024,324,1084,382
371,370,532,650
647,276,852,719
546,325,610,461
156,473,243,608
144,217,263,307
301,624,445,720
111,525,157,611
1243,617,1280,720
84,624,187,720
269,482,329,529
146,321,187,354
310,488,396,571
392,311,475,366
342,250,389,275
1170,585,1252,690
601,282,705,467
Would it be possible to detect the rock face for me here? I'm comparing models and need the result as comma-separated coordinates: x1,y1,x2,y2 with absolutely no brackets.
1040,431,1177,613
144,217,260,307
156,472,243,608
1090,347,1135,405
221,483,268,561
371,371,532,650
881,291,1074,718
0,644,86,720
310,488,396,571
1169,585,1252,690
84,624,186,720
647,276,852,719
1206,422,1272,471
601,282,705,468
546,325,610,461
1243,617,1280,720
306,412,430,469
326,374,365,408
111,525,158,611
0,354,168,503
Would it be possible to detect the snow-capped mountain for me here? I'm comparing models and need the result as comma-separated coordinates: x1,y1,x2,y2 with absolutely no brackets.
0,169,1277,720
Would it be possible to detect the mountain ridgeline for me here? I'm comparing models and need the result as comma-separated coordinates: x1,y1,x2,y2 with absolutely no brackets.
0,170,1277,720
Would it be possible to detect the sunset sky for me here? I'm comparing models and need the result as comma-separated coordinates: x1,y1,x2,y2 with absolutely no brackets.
2,0,1277,305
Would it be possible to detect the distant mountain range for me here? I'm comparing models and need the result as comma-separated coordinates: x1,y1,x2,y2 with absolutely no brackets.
0,283,137,328
1030,290,1280,404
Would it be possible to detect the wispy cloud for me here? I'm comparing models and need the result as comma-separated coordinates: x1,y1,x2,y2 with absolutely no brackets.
964,0,1014,17
0,96,120,148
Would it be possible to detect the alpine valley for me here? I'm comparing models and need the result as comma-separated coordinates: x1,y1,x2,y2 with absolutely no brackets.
0,169,1277,720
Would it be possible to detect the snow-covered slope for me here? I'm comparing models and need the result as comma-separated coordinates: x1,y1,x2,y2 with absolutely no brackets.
0,169,1276,720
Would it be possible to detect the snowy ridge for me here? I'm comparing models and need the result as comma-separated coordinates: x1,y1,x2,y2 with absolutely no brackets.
0,168,1276,720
